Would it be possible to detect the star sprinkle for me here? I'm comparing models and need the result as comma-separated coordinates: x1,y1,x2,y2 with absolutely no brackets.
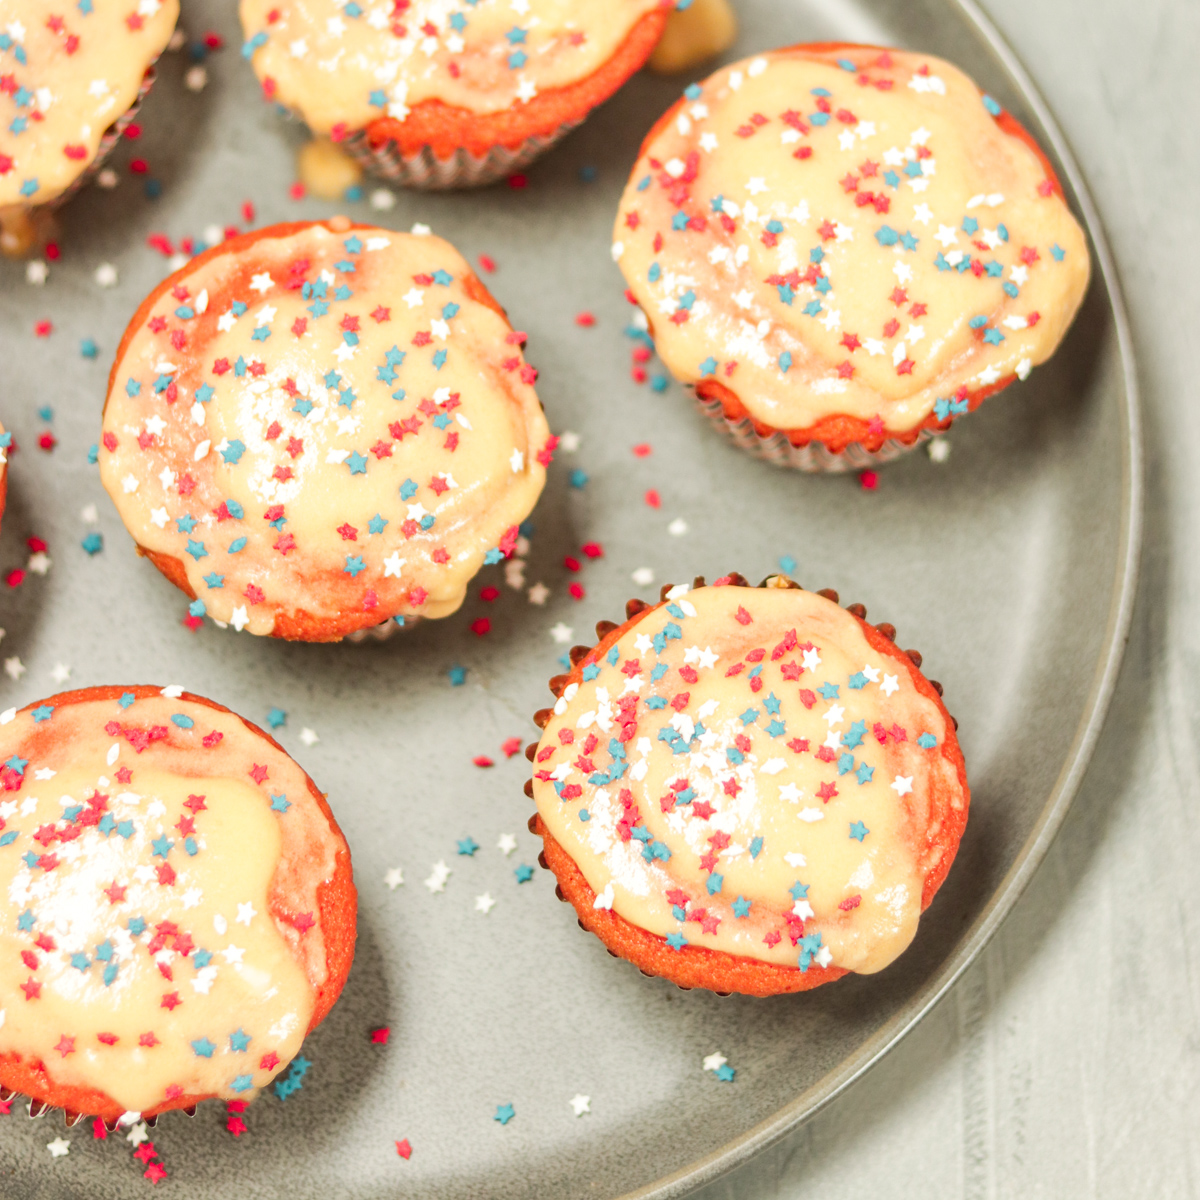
493,1103,515,1125
569,1094,591,1116
475,893,496,914
424,861,451,893
384,867,404,890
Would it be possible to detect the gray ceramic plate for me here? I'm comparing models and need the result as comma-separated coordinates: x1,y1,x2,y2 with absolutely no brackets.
0,0,1139,1196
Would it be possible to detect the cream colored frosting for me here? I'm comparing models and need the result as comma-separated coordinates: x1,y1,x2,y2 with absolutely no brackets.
240,0,664,136
101,222,552,637
614,47,1091,434
0,0,178,210
648,0,736,76
533,583,966,976
0,690,344,1113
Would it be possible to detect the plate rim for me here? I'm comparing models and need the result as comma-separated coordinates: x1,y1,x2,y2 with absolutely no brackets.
621,2,1145,1196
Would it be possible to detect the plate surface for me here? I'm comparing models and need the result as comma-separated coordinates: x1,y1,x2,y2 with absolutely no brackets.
0,0,1139,1197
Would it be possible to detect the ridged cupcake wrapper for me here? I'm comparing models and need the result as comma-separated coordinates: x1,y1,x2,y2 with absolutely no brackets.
343,615,420,643
0,1084,175,1128
339,120,582,190
693,388,933,473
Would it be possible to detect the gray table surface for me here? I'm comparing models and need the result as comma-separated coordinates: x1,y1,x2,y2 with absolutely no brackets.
693,0,1199,1196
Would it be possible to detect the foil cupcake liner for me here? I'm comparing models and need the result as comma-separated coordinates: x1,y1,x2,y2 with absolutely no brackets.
339,120,582,190
343,615,419,643
693,387,933,473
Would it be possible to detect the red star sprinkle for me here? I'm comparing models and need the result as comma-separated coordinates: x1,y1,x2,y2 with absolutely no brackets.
371,1027,390,1044
144,1162,168,1184
473,756,494,768
250,764,268,784
55,1035,75,1057
396,1139,412,1160
371,305,391,323
161,992,181,1010
259,1052,280,1070
226,1116,248,1137
502,737,523,758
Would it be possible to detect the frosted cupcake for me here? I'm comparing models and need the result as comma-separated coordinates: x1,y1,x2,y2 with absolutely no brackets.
0,0,179,256
100,219,552,641
239,0,672,187
527,574,969,996
613,44,1090,470
0,685,356,1122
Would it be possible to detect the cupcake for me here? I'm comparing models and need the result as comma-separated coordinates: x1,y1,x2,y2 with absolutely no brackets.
100,218,553,641
0,685,356,1122
525,574,969,996
238,0,673,188
613,44,1091,471
0,0,179,257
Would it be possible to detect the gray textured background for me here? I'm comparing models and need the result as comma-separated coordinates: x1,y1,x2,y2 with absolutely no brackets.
0,0,1189,1195
703,1,1199,1197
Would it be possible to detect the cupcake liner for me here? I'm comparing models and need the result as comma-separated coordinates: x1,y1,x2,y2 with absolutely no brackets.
340,120,582,190
692,387,932,473
344,615,419,643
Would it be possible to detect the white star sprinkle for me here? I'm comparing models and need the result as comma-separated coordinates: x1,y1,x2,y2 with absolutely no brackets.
231,606,249,632
47,1137,71,1157
4,657,25,681
384,867,404,890
497,833,517,856
249,272,274,294
125,1122,149,1146
798,808,825,822
236,902,257,926
891,776,914,796
823,704,845,726
383,551,405,579
475,893,496,914
403,287,425,308
300,728,319,746
702,1052,727,1072
50,663,70,684
559,431,581,452
668,518,688,536
527,582,549,605
570,1094,591,1116
425,861,451,893
802,647,822,671
94,262,118,287
881,674,900,696
26,260,47,285
632,567,655,586
550,622,573,644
